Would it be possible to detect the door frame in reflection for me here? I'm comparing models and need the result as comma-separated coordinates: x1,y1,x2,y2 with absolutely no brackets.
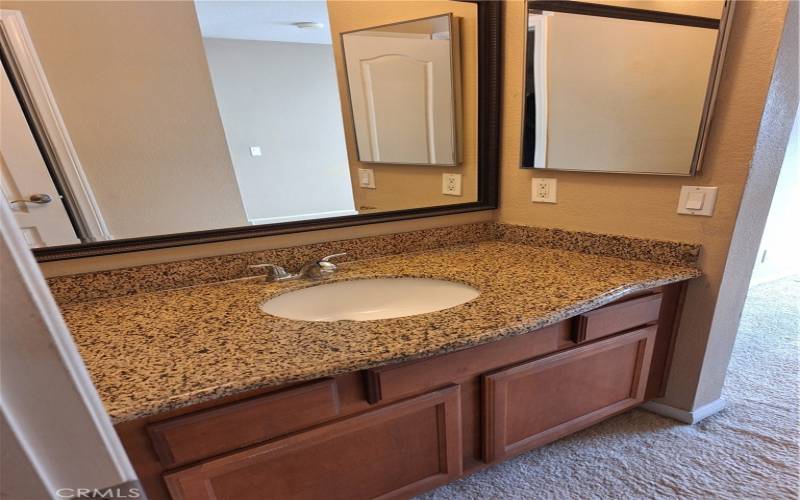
1,10,112,243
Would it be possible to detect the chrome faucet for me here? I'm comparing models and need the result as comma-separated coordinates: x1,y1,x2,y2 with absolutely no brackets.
297,253,347,280
249,253,347,282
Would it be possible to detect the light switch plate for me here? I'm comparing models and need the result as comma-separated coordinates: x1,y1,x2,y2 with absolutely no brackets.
358,168,375,189
677,186,718,216
532,178,557,203
442,173,462,196
250,146,262,157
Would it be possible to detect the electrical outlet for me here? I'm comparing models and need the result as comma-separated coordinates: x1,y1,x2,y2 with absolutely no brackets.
442,173,462,196
358,168,375,189
532,178,557,203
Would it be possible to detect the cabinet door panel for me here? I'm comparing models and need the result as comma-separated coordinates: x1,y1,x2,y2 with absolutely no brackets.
148,379,340,468
164,386,462,500
572,292,662,343
483,326,656,462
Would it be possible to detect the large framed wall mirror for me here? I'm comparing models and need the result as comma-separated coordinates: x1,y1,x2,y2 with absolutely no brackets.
522,0,735,175
0,1,499,260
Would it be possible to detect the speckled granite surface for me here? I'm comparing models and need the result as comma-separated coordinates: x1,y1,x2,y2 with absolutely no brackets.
47,223,700,306
47,222,495,305
495,224,701,268
59,241,701,423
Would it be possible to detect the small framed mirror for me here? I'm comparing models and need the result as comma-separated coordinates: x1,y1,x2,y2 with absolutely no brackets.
342,14,462,166
521,1,735,175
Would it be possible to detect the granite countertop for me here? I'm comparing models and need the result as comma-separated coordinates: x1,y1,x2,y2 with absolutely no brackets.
60,241,701,423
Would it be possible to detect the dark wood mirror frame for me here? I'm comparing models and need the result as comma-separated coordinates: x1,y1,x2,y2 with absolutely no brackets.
31,0,500,262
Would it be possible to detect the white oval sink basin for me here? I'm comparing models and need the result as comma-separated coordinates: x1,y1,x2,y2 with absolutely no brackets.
260,278,480,322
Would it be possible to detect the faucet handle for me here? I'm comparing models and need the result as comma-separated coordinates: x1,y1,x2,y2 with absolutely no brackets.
320,252,347,263
306,252,346,280
248,263,292,280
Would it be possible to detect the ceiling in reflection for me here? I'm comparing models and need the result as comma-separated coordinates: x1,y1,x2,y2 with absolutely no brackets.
194,1,333,44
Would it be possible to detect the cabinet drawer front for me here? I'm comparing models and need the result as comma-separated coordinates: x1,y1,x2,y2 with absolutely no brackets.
573,292,662,343
483,326,656,462
164,386,463,500
148,379,340,468
365,321,572,404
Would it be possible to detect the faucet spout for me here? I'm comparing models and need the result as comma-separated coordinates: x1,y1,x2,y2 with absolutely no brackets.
249,252,347,282
298,253,347,280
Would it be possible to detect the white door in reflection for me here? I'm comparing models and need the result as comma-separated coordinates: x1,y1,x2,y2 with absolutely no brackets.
0,65,79,248
344,35,456,165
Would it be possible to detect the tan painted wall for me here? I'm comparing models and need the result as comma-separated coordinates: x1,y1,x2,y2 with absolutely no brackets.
327,0,479,212
500,0,790,410
4,1,247,239
693,0,798,410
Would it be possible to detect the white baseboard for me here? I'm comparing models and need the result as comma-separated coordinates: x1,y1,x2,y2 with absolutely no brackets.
642,398,726,424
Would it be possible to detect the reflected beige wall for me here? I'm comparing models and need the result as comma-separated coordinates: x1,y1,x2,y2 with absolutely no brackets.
4,1,247,239
501,0,789,410
327,0,478,212
545,13,717,174
203,38,355,222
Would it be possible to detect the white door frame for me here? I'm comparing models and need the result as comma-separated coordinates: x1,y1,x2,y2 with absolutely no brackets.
0,199,137,496
0,10,112,242
525,12,549,169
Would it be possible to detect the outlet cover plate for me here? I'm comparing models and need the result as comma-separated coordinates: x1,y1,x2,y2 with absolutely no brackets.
358,168,375,189
442,173,462,196
532,178,557,203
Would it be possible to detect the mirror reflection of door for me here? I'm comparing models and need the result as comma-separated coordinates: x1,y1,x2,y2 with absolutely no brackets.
343,15,460,166
0,64,79,248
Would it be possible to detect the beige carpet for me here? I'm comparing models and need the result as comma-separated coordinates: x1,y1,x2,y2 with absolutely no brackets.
419,276,800,500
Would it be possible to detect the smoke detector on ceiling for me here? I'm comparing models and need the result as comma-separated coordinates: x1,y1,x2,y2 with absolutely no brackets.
292,21,324,30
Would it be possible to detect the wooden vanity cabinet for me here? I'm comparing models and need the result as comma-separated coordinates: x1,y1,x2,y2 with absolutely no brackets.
148,379,341,468
483,326,656,462
572,292,662,343
115,283,686,500
163,386,463,500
